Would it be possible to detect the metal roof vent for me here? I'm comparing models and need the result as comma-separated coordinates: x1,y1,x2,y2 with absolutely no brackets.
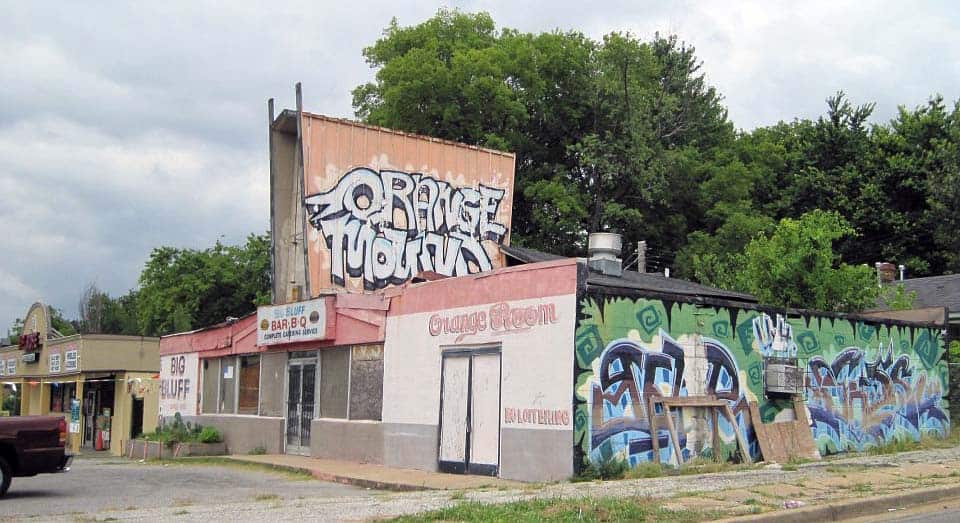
587,232,623,277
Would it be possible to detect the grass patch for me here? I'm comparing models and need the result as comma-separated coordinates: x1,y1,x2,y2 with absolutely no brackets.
868,438,922,455
449,490,466,500
626,462,665,479
850,482,873,493
391,496,720,522
254,493,280,501
173,510,189,516
744,498,760,505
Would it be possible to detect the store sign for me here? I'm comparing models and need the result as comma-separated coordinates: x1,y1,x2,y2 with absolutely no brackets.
257,298,328,346
65,349,79,371
21,353,36,363
159,353,199,417
19,331,41,352
428,301,560,343
49,352,61,373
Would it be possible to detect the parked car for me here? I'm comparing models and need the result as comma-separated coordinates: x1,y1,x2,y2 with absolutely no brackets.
0,416,72,496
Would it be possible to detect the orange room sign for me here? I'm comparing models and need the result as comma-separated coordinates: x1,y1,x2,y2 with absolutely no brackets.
300,115,516,293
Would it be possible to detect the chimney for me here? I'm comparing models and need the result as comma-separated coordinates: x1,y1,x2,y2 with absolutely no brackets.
875,262,896,285
587,233,623,277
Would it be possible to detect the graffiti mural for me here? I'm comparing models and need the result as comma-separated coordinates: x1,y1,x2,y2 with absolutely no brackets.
305,167,508,290
574,296,949,471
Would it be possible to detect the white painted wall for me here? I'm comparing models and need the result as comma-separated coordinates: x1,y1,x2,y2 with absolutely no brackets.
382,294,576,432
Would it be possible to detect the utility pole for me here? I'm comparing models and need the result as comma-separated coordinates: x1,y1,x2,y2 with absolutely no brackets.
637,241,646,273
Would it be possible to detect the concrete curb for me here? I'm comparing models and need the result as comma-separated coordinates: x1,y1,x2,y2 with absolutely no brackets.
225,458,433,492
727,484,960,522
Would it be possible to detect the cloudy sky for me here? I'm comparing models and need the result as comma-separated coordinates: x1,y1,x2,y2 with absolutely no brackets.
2,1,958,332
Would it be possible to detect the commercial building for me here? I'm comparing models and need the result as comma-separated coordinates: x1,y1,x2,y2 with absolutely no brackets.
158,96,949,482
0,302,160,456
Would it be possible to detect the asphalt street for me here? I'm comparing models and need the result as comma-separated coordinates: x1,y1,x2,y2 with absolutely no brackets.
0,455,374,520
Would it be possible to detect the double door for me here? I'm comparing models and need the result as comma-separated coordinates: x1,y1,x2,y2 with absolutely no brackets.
438,350,501,476
286,359,316,455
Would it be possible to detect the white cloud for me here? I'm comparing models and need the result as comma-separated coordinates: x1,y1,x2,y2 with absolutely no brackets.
1,0,959,330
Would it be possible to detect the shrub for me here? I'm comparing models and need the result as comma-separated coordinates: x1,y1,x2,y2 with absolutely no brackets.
577,455,630,481
199,426,223,443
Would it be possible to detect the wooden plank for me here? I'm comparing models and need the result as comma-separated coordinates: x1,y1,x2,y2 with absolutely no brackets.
711,408,721,463
723,404,752,465
662,404,685,466
648,396,660,464
659,397,727,407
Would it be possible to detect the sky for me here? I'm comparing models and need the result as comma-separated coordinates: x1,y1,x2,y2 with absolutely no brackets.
2,1,958,332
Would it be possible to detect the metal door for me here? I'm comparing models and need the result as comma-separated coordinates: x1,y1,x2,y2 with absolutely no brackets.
285,359,317,454
438,349,501,476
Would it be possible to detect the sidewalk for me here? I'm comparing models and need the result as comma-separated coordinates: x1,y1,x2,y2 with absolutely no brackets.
228,454,522,491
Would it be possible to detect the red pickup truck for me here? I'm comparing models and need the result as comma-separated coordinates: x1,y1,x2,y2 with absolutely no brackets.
0,416,72,496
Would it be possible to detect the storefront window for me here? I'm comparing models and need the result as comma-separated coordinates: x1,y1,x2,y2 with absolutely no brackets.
49,382,76,413
238,355,260,414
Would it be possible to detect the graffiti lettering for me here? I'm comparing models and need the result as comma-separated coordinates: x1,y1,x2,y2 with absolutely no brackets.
305,167,508,289
805,341,947,453
586,332,752,465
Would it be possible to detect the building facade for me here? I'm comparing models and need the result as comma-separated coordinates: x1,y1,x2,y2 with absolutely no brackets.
0,303,160,456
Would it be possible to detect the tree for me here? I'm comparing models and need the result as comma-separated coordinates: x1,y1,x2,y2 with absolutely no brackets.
136,233,271,336
78,283,140,335
696,210,879,312
353,10,732,256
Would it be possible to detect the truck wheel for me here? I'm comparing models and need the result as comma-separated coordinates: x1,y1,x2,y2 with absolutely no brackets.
0,456,10,497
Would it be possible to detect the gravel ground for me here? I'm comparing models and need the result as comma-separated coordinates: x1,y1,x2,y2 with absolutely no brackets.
9,447,960,522
0,455,371,521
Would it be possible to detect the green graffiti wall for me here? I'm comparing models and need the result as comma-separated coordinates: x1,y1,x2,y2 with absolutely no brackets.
574,295,949,469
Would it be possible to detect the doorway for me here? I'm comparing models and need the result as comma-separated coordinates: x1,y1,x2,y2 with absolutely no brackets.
82,378,115,450
438,348,501,476
285,356,317,455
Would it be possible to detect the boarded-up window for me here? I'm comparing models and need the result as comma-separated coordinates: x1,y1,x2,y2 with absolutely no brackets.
201,358,219,414
220,358,236,414
349,345,383,420
319,347,349,418
238,355,260,414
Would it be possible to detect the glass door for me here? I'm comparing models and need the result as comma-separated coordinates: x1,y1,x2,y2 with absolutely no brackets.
286,357,317,455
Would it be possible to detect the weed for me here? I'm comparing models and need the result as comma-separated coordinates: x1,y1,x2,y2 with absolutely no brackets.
851,482,873,493
781,463,798,472
744,498,760,505
254,493,280,501
173,510,189,516
248,445,267,455
576,455,630,481
625,461,664,479
449,490,466,500
390,496,722,522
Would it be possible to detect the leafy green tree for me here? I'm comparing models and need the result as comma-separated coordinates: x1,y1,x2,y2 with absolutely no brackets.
136,233,271,336
354,10,731,256
78,283,140,335
697,210,879,312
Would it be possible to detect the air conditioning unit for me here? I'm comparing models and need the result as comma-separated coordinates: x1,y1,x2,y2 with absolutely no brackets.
764,357,803,396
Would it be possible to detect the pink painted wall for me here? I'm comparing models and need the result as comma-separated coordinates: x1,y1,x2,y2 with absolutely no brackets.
387,258,578,316
159,295,387,358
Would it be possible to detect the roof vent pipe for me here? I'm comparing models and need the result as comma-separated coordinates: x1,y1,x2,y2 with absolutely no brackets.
587,232,623,277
